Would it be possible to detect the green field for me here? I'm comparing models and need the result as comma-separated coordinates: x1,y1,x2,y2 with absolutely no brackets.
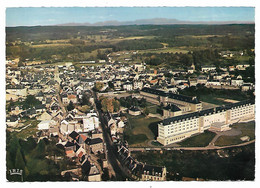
139,47,189,54
199,95,231,105
125,114,160,147
215,121,255,146
179,130,216,147
146,102,160,114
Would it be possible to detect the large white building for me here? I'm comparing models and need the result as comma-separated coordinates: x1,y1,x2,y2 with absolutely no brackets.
83,112,99,132
157,100,255,145
38,120,56,130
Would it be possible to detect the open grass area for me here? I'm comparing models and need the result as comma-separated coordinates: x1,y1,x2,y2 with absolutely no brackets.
30,43,73,48
139,47,189,54
234,55,251,62
125,114,160,147
146,102,160,114
179,130,216,147
215,121,255,146
199,95,231,105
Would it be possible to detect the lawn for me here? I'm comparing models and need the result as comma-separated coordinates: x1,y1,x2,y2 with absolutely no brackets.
179,130,216,147
125,114,161,147
146,102,159,114
199,95,231,105
215,121,255,146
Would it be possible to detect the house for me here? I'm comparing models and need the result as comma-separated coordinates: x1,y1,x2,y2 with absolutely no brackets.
229,66,235,71
117,120,125,128
197,76,208,85
231,79,244,87
49,126,59,137
83,113,99,132
6,115,19,127
188,77,197,87
99,60,106,63
6,85,27,97
87,138,103,153
133,81,143,90
68,94,78,104
69,131,79,141
110,123,117,136
62,94,69,104
37,111,53,121
236,64,250,71
206,80,221,86
201,65,216,72
129,107,141,116
134,63,145,72
141,165,167,181
10,106,22,116
35,104,46,114
88,164,101,181
187,67,194,74
37,120,56,130
241,83,254,91
123,81,133,91
65,149,76,158
91,131,103,139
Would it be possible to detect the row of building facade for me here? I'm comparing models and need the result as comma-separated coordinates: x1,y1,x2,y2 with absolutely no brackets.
157,100,255,145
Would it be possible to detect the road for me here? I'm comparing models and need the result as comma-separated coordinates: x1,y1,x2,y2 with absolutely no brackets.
128,139,255,152
92,90,133,180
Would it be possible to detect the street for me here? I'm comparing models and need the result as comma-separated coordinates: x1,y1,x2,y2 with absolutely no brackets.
92,90,132,180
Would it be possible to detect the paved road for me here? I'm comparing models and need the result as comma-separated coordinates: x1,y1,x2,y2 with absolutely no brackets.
129,139,255,152
92,91,132,180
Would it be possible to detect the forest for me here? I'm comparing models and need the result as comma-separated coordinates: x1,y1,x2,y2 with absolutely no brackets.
6,24,254,65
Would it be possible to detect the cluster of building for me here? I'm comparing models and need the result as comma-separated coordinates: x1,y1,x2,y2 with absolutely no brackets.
117,144,167,181
6,64,107,181
6,48,255,180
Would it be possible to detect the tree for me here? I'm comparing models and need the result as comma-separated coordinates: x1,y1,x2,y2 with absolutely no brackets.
81,94,90,105
101,98,114,113
143,107,150,116
34,139,46,158
15,148,26,170
112,99,120,112
108,81,114,89
18,61,24,67
139,98,147,108
23,95,41,109
94,82,104,91
67,101,75,111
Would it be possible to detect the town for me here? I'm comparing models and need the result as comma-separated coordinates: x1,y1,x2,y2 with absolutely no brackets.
6,47,255,181
5,15,255,181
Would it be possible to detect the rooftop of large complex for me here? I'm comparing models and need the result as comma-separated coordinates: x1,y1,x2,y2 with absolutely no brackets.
161,100,254,125
141,87,200,104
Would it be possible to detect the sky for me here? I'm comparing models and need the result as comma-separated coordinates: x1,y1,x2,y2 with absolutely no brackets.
6,7,255,27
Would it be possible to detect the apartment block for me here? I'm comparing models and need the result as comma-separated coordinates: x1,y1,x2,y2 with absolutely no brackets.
157,100,255,146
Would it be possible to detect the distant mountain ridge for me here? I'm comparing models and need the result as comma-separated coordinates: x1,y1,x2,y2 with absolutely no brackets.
54,18,254,26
